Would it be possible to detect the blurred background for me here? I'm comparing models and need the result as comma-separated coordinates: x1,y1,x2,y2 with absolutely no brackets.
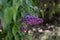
0,0,60,40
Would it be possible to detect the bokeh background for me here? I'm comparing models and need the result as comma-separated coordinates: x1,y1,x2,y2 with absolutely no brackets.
0,0,60,40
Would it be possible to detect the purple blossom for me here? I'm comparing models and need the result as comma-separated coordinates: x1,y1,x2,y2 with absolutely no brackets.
36,18,43,23
22,15,43,25
25,15,35,19
20,27,27,32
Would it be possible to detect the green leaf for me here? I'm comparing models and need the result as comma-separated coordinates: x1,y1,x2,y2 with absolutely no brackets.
13,0,17,6
0,12,3,19
26,0,32,6
12,25,19,40
2,7,13,30
27,7,34,15
27,33,32,40
18,32,25,40
11,6,17,22
20,32,25,37
12,0,21,22
33,6,38,11
12,25,18,36
15,35,19,40
21,11,25,18
0,0,2,6
40,9,44,18
5,32,13,40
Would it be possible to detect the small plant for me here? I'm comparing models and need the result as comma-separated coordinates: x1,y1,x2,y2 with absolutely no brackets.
0,0,60,40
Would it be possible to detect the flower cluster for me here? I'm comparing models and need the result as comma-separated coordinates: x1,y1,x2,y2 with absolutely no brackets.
20,26,27,32
22,15,43,25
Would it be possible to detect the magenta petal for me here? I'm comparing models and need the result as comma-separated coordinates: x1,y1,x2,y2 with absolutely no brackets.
25,15,35,19
27,22,31,25
22,15,43,25
21,27,27,32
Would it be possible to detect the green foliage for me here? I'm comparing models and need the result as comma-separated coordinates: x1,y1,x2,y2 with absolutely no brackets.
27,33,32,40
2,7,13,30
40,9,44,18
5,31,13,40
12,25,18,36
